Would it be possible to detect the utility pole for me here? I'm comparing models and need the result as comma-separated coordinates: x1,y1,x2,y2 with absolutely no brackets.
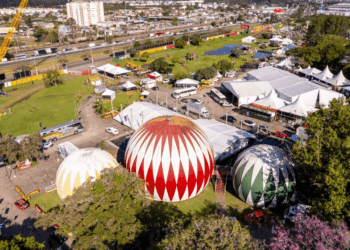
166,92,167,108
156,90,158,105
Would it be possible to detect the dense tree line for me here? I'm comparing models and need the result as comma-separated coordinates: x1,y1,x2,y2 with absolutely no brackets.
0,0,67,8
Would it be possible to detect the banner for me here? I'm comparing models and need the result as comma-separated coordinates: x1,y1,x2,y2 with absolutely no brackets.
35,204,43,214
251,103,277,113
241,25,250,30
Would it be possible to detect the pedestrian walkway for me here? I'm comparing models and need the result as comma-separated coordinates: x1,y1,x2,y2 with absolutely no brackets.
215,170,227,215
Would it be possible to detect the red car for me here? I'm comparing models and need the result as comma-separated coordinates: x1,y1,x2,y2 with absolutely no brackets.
275,131,287,139
245,210,267,224
14,199,29,210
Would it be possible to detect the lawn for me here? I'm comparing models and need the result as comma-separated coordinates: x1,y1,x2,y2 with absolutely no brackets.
29,190,61,213
0,75,94,136
96,89,141,113
117,34,273,76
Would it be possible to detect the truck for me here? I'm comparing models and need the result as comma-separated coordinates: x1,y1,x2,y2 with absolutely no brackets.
45,48,52,54
88,43,96,47
34,49,47,56
187,102,209,118
50,48,58,54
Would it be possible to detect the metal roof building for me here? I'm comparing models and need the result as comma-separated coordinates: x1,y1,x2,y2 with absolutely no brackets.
114,102,256,162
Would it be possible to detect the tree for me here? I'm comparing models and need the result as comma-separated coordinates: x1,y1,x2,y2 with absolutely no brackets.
133,41,141,48
213,59,233,74
171,56,180,64
237,14,244,21
25,17,33,28
190,35,202,46
173,71,192,81
45,30,58,44
292,99,350,221
33,27,48,42
175,39,186,49
0,134,20,164
231,47,243,58
172,17,178,26
270,216,348,250
167,36,176,43
144,39,153,46
211,22,216,27
44,70,63,87
181,33,189,41
2,15,9,22
66,17,77,43
35,168,150,250
141,52,150,61
130,49,137,58
150,58,172,74
196,66,217,80
0,235,45,250
157,214,259,249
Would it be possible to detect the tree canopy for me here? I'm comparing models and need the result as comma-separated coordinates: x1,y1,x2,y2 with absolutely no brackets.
0,235,45,250
292,99,350,221
270,216,348,250
196,66,217,80
175,39,186,49
44,70,63,87
35,168,150,250
286,34,347,68
213,59,233,74
157,214,259,249
190,35,202,46
150,58,172,74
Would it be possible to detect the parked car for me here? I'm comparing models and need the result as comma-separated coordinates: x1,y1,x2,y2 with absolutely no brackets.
221,115,236,123
50,231,68,244
89,65,96,68
222,102,233,107
245,210,267,224
14,199,29,210
241,120,256,127
275,131,287,139
105,127,119,135
163,79,170,84
42,140,53,149
259,125,268,131
151,86,159,91
194,99,203,104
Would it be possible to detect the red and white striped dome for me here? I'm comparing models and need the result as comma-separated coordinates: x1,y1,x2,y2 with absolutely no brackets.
124,116,215,202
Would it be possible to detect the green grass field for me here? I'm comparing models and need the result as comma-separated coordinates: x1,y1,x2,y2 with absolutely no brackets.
0,75,94,136
29,190,61,213
97,90,141,112
118,34,272,75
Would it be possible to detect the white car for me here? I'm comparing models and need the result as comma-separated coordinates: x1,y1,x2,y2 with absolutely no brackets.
100,43,107,46
106,127,119,135
163,79,170,84
89,65,96,68
222,102,233,107
241,120,256,127
41,141,53,149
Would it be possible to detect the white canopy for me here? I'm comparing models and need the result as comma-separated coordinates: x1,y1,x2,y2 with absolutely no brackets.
102,89,116,101
121,81,137,90
242,36,256,43
325,70,350,86
253,90,289,109
216,71,223,78
149,71,161,77
312,65,334,81
97,63,130,76
269,37,283,42
279,95,318,117
299,66,321,76
281,38,293,45
141,91,150,96
175,78,199,86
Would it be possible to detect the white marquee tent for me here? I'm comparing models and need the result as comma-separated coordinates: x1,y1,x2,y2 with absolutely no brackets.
175,78,199,88
121,81,137,90
97,63,130,76
102,89,116,101
242,36,257,43
279,95,318,117
253,90,289,109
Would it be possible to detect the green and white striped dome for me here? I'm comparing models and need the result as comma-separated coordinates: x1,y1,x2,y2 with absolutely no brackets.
56,148,118,199
232,144,296,208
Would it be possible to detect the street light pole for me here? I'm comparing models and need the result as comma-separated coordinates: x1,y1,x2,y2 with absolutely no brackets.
91,47,94,64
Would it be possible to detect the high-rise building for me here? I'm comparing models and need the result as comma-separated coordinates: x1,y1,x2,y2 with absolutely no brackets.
66,1,105,27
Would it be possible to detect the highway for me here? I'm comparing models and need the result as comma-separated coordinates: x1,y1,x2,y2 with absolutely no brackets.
0,24,246,69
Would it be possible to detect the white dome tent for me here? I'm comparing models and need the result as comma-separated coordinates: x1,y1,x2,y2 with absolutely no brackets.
232,144,296,208
253,90,289,109
56,148,119,199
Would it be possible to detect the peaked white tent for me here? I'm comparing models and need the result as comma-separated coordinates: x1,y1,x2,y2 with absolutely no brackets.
102,89,116,101
253,90,289,109
175,78,199,88
242,36,257,43
121,81,137,90
216,71,223,78
279,95,317,117
299,66,321,77
312,65,334,81
325,70,350,86
97,63,130,76
281,38,293,46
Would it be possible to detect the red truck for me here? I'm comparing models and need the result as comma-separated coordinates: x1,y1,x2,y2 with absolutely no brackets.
275,131,287,139
156,32,165,36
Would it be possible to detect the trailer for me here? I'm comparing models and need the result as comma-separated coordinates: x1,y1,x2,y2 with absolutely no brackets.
187,102,209,118
45,48,52,54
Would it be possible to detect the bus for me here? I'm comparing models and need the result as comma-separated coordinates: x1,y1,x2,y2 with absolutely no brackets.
172,87,197,99
14,54,26,60
39,120,84,141
210,88,226,104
